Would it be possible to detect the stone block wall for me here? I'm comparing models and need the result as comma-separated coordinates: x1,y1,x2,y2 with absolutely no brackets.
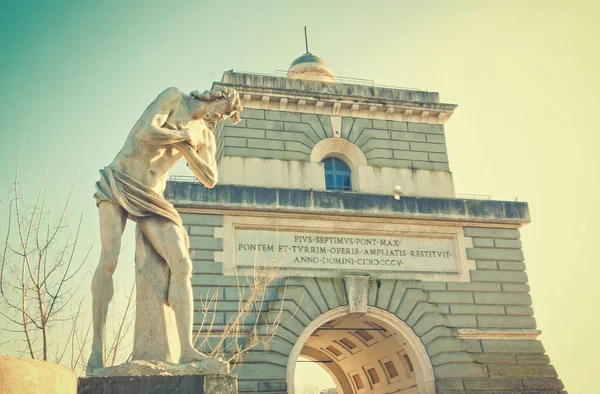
184,211,564,393
427,226,564,393
214,109,450,171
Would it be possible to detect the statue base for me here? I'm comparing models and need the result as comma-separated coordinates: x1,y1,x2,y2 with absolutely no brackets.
81,360,235,393
86,359,229,377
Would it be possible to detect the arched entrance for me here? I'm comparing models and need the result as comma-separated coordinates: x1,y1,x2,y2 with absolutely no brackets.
288,306,435,394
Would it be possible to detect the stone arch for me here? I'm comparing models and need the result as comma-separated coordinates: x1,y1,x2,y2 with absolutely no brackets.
310,138,367,191
287,306,436,394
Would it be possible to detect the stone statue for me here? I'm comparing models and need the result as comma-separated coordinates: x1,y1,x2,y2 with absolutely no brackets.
87,87,242,372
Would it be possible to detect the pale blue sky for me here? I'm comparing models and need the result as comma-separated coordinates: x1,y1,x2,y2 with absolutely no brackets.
1,1,599,392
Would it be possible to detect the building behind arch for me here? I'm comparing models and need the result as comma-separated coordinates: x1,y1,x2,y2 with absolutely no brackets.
165,53,566,393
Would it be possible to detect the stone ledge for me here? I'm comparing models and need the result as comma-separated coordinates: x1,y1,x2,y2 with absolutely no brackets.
166,183,530,225
457,328,541,340
86,360,229,377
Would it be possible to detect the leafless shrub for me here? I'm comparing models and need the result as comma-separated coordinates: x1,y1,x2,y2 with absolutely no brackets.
0,144,134,375
194,249,299,371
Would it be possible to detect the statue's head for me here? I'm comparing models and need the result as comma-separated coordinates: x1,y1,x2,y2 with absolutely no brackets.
190,87,243,125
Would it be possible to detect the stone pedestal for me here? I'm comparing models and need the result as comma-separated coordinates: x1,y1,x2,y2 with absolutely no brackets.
80,360,236,394
132,226,180,363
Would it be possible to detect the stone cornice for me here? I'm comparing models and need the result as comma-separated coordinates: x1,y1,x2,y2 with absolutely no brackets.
213,72,458,125
166,183,530,226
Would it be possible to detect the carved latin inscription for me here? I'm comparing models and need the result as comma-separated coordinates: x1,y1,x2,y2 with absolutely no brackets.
234,229,458,273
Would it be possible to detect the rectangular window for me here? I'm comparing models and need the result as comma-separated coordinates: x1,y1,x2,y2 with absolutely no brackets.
325,345,342,357
384,360,399,378
367,367,380,384
402,354,414,372
354,329,374,342
339,337,357,350
352,374,364,390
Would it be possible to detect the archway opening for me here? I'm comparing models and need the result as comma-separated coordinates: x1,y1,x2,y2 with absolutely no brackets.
289,307,434,394
294,356,337,394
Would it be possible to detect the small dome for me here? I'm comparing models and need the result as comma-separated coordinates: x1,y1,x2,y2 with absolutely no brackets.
286,53,336,83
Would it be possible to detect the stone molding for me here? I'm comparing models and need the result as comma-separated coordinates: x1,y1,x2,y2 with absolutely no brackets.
214,72,457,125
219,90,454,125
457,328,542,340
310,138,368,167
166,183,531,225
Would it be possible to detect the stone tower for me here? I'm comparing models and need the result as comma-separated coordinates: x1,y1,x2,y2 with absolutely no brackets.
165,53,566,393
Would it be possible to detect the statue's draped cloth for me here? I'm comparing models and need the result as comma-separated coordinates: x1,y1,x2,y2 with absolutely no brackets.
94,167,189,248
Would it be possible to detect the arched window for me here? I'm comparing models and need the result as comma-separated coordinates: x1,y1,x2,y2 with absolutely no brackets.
323,157,352,191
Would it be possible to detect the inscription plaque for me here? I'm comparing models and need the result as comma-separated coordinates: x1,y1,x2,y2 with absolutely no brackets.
234,229,458,273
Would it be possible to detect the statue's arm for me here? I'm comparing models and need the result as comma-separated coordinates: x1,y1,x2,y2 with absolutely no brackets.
178,128,218,188
136,88,192,145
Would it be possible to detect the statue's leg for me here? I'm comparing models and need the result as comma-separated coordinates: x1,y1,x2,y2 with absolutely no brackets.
137,216,209,363
88,202,128,372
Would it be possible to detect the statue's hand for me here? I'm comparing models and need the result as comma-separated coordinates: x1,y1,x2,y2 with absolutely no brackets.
186,128,204,148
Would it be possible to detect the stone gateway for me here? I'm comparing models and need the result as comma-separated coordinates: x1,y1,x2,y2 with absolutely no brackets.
163,52,565,393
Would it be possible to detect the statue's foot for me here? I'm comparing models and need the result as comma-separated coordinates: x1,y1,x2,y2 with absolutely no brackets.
86,352,104,375
179,347,212,364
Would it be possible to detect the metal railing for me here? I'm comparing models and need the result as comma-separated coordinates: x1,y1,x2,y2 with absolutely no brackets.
228,69,427,92
169,175,199,183
456,193,492,200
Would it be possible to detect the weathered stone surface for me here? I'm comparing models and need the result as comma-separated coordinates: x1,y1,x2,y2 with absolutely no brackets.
488,364,558,378
204,374,238,394
463,378,523,390
165,184,531,224
481,339,545,354
464,227,521,239
132,228,179,363
79,373,237,394
522,378,565,390
467,247,524,262
435,379,465,391
470,270,529,283
0,356,77,394
434,363,487,378
87,360,229,377
450,304,505,315
473,292,532,306
78,375,205,394
344,275,368,313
